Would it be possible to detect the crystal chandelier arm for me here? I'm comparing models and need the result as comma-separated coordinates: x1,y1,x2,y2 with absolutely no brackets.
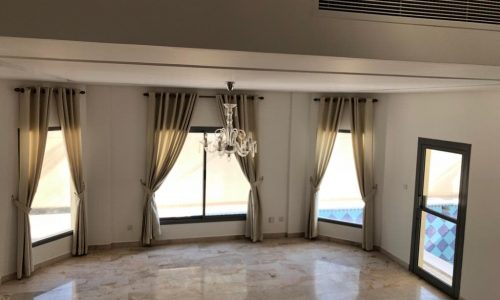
201,87,257,159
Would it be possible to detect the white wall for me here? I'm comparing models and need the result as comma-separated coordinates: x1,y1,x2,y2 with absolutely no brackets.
84,86,311,246
287,93,310,234
256,93,292,234
0,81,323,280
0,80,19,280
375,91,500,300
32,236,72,266
2,0,500,66
83,86,365,247
0,78,383,283
6,80,498,299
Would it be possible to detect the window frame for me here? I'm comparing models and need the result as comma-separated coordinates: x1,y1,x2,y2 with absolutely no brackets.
33,231,73,248
159,126,247,225
317,129,363,229
19,126,74,247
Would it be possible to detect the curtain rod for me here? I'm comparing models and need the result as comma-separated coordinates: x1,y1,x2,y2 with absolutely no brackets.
143,93,264,100
313,98,378,102
14,88,86,95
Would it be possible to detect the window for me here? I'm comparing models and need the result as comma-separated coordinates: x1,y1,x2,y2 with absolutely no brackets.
30,129,73,244
318,131,364,227
155,127,250,223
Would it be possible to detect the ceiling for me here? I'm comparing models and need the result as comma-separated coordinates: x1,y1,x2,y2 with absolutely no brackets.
1,37,500,93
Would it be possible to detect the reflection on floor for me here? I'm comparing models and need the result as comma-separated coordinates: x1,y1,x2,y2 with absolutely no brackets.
0,238,450,300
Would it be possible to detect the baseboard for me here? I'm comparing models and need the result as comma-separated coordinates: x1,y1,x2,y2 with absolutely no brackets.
263,232,306,239
152,235,245,246
317,235,362,247
373,245,409,269
285,232,305,238
263,232,287,239
0,272,16,284
88,241,141,250
34,252,72,272
88,233,309,250
1,252,72,284
89,235,246,250
372,246,466,298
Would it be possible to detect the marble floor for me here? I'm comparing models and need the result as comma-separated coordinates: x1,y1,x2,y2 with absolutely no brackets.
0,238,450,300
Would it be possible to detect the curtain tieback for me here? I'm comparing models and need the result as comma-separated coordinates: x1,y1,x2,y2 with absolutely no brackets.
309,176,320,193
74,191,85,201
74,183,86,202
250,176,264,188
11,195,31,215
362,185,378,202
140,179,154,200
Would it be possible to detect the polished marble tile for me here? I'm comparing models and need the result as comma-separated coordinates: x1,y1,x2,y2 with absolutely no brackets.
0,238,450,300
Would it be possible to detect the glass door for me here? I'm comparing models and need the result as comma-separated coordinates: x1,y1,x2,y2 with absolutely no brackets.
410,138,470,299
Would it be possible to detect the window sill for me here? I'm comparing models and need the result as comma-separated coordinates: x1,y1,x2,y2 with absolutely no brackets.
32,231,73,248
161,214,246,225
318,218,363,229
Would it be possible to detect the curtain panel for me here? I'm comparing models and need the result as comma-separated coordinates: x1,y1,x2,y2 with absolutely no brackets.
55,88,88,256
350,98,376,251
141,92,197,245
216,94,263,242
15,87,51,279
305,97,346,239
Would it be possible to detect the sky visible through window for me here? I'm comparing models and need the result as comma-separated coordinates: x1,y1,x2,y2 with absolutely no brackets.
30,130,72,242
155,132,249,218
318,132,364,224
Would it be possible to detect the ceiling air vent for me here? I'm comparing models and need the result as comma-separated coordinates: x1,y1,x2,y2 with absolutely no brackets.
319,0,500,26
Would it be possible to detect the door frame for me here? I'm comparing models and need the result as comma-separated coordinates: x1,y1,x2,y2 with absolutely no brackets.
409,138,471,299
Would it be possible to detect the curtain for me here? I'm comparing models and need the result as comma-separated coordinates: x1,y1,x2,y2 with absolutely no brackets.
305,97,346,239
14,87,51,279
216,95,263,242
141,92,197,245
350,98,375,251
55,88,87,256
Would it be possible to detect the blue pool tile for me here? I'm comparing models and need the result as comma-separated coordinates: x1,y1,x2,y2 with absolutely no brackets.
318,208,363,225
424,204,457,263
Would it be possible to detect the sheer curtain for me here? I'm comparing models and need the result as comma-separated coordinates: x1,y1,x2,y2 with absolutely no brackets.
216,94,263,242
55,88,87,256
141,92,197,245
350,98,376,251
15,87,51,278
306,97,346,239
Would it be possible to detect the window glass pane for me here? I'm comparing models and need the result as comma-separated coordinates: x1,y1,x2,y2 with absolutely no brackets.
418,211,455,286
155,133,204,218
423,149,461,219
205,136,250,216
318,132,364,225
30,130,72,242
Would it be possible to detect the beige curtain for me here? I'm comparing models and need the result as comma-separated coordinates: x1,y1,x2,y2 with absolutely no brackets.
141,92,197,245
306,97,346,239
216,95,263,242
350,98,375,251
14,87,51,278
55,88,87,256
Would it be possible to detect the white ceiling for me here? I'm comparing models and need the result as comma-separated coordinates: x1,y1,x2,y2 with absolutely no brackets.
1,37,500,93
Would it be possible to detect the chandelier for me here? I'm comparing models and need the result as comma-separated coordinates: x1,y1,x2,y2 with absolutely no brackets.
202,82,258,158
